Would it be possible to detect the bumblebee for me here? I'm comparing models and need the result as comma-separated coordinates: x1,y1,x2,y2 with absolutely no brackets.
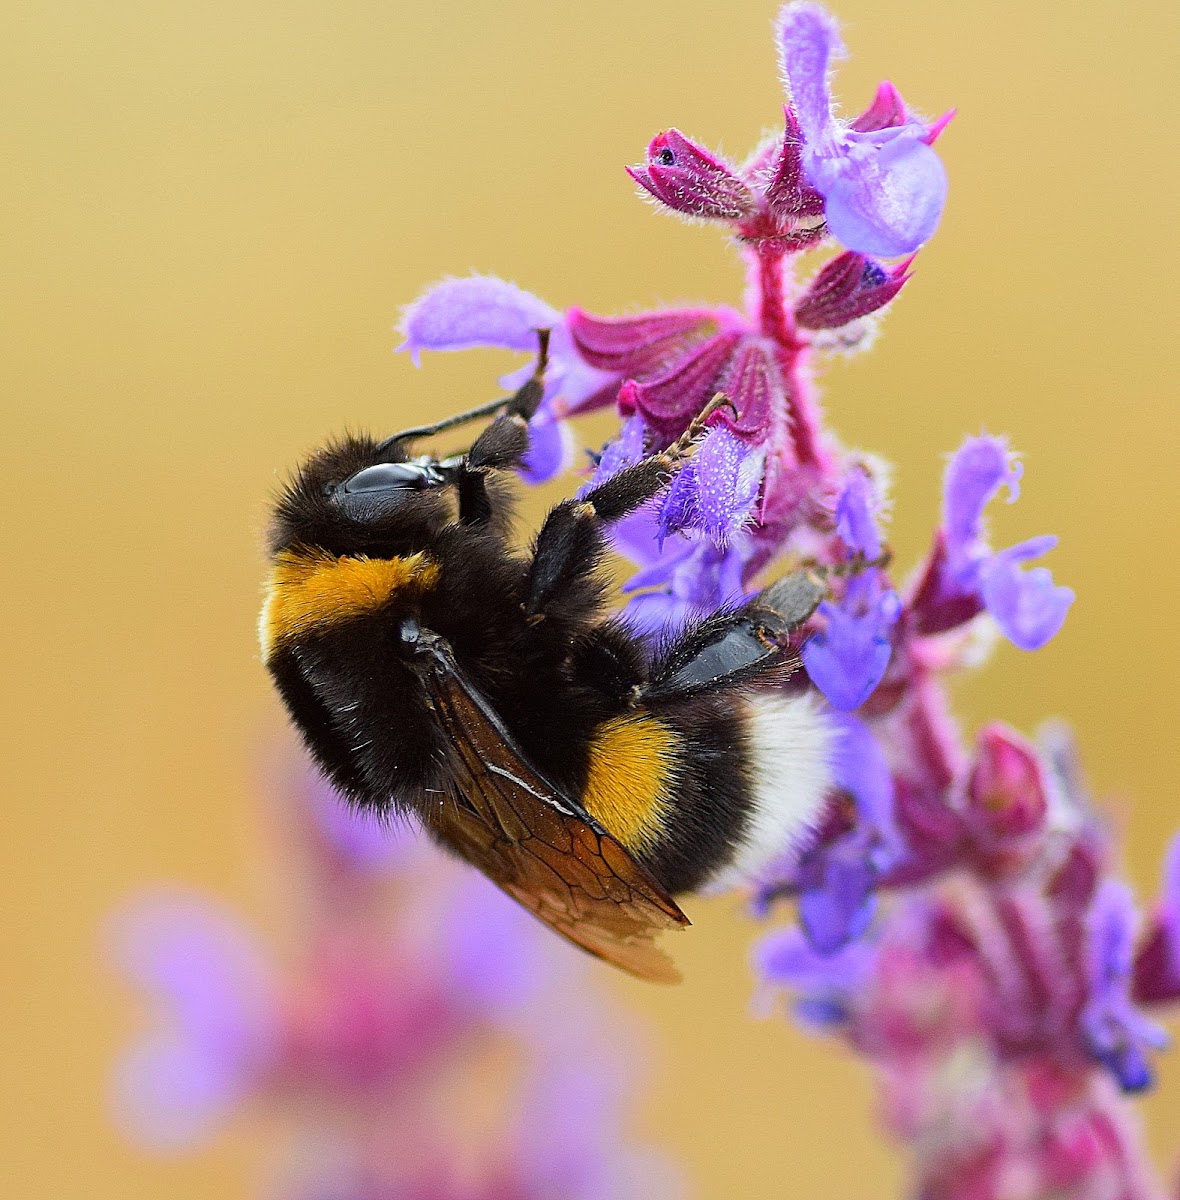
260,335,834,982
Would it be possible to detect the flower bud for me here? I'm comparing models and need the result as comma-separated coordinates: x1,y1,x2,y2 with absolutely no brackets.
627,129,760,221
964,724,1048,855
794,251,913,330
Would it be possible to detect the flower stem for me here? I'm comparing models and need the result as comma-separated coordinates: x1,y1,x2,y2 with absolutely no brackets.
746,246,825,470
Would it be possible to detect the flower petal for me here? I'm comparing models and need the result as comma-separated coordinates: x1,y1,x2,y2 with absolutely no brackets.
582,415,648,493
111,1032,247,1150
980,547,1074,651
810,127,948,258
567,306,722,375
795,250,912,330
755,924,876,1029
850,80,909,133
831,714,902,865
802,584,900,711
716,337,782,441
656,426,764,546
519,412,574,484
397,275,561,364
777,3,842,148
834,465,883,559
630,332,742,439
799,849,878,954
943,436,1022,582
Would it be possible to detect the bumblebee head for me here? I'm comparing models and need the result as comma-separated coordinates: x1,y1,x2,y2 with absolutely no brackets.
268,434,458,559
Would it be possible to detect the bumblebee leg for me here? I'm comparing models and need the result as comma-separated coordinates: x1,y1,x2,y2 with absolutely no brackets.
377,329,550,455
454,334,554,525
523,457,673,619
643,569,827,701
454,413,532,526
523,392,735,617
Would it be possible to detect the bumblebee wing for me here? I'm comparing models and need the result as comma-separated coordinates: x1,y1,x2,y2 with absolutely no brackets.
412,631,689,984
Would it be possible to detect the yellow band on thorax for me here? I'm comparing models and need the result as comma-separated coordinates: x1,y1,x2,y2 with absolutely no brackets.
259,548,440,661
582,715,676,854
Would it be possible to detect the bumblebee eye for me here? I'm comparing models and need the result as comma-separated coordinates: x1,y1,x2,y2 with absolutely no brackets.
342,462,433,493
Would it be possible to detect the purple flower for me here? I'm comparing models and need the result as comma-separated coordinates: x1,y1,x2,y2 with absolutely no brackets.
791,715,903,954
439,872,557,1017
776,4,949,257
802,468,900,710
979,541,1076,652
656,426,764,546
397,276,617,483
1079,881,1169,1092
755,923,878,1029
582,413,649,493
612,507,752,639
109,892,279,1150
1133,831,1180,1004
303,769,420,872
912,436,1074,649
834,463,883,559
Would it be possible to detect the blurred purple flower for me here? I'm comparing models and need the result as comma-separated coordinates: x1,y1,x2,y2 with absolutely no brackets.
304,771,419,872
109,892,278,1149
439,872,557,1017
756,923,878,1029
776,4,949,257
1079,882,1170,1092
396,276,617,483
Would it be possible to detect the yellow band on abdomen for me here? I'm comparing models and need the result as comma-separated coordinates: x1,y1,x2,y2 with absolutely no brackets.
582,715,677,854
259,548,440,661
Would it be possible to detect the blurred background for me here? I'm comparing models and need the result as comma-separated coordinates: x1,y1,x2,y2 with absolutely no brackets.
3,0,1178,1195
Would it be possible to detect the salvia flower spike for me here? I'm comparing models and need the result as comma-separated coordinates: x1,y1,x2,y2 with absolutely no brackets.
392,4,1176,1196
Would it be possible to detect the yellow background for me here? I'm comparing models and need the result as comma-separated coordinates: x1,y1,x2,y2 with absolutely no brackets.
4,0,1178,1195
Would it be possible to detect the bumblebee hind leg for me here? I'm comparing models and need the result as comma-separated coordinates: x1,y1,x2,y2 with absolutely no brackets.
644,569,826,701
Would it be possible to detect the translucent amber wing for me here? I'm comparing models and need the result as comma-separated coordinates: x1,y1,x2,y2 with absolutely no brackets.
414,633,689,984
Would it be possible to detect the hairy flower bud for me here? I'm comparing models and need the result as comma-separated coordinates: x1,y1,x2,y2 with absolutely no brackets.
794,251,913,330
628,129,761,221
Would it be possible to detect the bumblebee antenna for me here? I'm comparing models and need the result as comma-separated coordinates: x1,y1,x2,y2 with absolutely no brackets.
376,329,551,456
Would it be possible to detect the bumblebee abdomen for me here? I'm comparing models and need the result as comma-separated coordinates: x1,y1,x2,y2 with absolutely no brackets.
581,716,679,857
583,689,834,897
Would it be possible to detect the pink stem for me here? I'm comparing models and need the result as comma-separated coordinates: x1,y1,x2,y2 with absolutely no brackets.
746,246,826,470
